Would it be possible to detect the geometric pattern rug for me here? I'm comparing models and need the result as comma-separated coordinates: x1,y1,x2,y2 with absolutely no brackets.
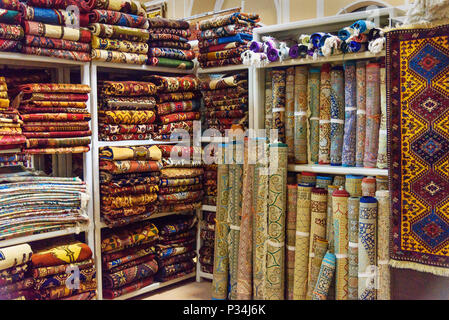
387,23,449,276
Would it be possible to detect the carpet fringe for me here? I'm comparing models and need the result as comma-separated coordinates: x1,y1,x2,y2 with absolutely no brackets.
384,19,449,33
389,259,449,277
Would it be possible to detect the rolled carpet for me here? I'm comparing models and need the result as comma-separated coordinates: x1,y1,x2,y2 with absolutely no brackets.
148,47,194,61
21,46,91,61
91,35,148,54
89,23,149,42
24,35,90,52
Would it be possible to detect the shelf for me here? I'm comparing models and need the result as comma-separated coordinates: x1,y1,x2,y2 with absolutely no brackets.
253,7,404,35
97,139,178,148
92,61,193,74
197,64,250,74
112,272,196,300
98,210,194,229
0,51,89,68
0,225,89,248
288,164,388,176
258,50,385,69
198,270,213,280
202,205,217,212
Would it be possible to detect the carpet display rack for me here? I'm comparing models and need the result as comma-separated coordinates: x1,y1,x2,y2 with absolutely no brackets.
0,52,94,252
251,7,403,179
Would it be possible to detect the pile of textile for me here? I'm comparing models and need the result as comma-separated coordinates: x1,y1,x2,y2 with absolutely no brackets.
99,145,163,227
89,0,149,65
17,83,91,154
265,61,386,169
145,75,201,140
31,241,97,300
197,12,260,68
245,19,385,65
202,164,217,206
19,0,92,61
101,222,159,299
0,243,35,300
0,76,26,159
147,17,194,70
0,0,24,53
3,69,50,98
157,144,203,213
154,215,197,282
0,167,90,241
98,80,157,141
199,211,215,274
200,72,249,132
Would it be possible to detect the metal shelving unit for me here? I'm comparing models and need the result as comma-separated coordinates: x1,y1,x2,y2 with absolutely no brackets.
0,53,94,255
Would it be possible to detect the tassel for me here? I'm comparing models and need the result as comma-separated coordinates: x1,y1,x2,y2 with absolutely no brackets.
368,37,385,54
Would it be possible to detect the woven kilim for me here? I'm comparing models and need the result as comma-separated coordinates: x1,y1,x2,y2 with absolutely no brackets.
387,24,449,275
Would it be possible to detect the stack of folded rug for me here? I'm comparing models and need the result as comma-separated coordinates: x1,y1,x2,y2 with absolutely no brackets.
98,80,157,141
89,0,149,65
31,241,97,300
17,83,91,154
0,76,26,157
147,17,194,70
19,0,93,61
197,12,260,68
202,164,217,206
99,145,162,227
0,243,35,300
199,211,215,274
3,69,50,99
157,144,203,213
145,75,201,141
0,167,90,241
0,0,24,52
101,222,159,299
200,72,249,132
154,215,197,282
